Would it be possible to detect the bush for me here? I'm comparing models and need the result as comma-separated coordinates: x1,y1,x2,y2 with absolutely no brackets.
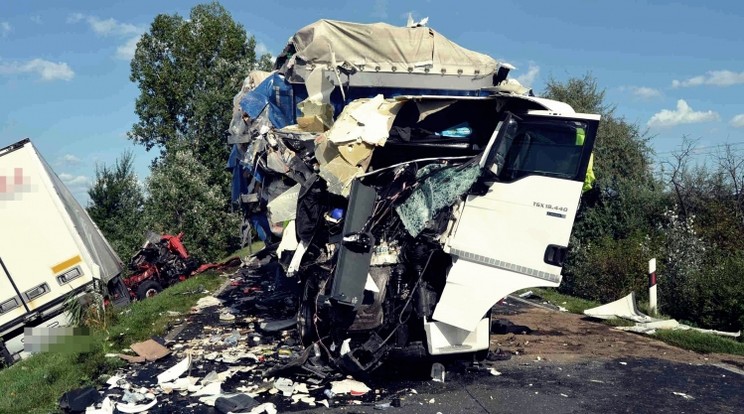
562,232,651,303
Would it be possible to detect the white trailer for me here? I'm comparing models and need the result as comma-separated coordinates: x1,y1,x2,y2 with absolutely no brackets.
0,139,129,364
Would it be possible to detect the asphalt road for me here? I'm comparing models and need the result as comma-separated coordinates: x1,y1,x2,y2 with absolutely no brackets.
297,357,744,414
109,269,744,414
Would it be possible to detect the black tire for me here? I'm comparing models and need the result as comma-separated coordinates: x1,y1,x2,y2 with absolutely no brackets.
136,280,163,300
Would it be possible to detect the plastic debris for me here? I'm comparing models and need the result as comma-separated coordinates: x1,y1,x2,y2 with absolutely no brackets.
157,355,191,384
84,396,114,414
431,362,446,382
194,296,223,310
215,393,259,413
672,392,695,400
274,377,295,397
116,396,157,414
59,387,101,412
330,379,371,396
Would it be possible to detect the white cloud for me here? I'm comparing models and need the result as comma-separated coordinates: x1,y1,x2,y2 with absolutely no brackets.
515,63,540,87
372,0,389,19
1,21,11,37
647,99,720,128
0,58,74,81
30,15,42,24
631,86,661,99
730,114,744,128
116,35,142,60
59,173,90,188
672,70,744,88
58,154,82,166
255,42,270,56
68,13,144,60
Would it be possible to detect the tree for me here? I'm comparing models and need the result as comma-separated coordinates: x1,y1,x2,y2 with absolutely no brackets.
129,1,264,189
143,147,241,261
542,75,663,300
87,151,145,259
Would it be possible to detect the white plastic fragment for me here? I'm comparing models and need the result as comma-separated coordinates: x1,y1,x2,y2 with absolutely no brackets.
194,296,223,310
274,377,295,397
157,355,191,384
672,391,694,400
116,397,157,414
85,397,115,414
330,379,371,395
192,381,222,396
489,368,502,376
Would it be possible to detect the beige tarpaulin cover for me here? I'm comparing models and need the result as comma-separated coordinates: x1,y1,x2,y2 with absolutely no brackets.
290,20,499,76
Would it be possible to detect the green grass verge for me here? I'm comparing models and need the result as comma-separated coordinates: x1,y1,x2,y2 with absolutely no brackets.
530,287,600,313
529,288,744,356
653,330,744,356
0,272,225,414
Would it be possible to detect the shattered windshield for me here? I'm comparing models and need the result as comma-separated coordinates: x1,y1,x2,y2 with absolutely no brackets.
495,117,590,182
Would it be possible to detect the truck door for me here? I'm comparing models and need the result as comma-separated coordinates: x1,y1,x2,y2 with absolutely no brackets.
434,113,599,331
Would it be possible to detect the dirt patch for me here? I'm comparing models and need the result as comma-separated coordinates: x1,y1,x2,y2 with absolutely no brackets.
490,303,744,368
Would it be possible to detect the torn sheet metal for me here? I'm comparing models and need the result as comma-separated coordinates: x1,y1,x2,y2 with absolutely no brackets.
267,184,301,224
326,95,403,146
396,163,480,237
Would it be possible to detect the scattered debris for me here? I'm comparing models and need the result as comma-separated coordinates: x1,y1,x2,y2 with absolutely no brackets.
157,355,191,384
672,391,695,400
130,338,171,361
330,379,371,396
585,292,742,338
59,387,100,412
431,362,446,382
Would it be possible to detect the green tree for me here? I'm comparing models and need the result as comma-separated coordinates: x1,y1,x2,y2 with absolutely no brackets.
87,150,145,260
543,75,664,300
257,53,275,72
143,147,241,261
129,1,262,189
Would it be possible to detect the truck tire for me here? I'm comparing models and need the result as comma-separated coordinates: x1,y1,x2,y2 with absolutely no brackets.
137,281,163,300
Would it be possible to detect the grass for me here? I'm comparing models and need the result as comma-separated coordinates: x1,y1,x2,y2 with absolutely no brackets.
653,330,744,356
530,287,600,313
529,288,744,356
0,271,225,414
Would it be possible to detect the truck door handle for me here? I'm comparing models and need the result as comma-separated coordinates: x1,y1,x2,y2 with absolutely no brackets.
544,245,567,267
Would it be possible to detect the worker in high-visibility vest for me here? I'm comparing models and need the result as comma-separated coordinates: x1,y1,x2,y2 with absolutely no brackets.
576,127,595,192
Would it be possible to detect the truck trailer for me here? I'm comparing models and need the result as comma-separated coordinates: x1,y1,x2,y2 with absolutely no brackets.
0,139,130,365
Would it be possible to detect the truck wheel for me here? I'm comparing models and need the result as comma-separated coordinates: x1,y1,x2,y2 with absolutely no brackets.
137,281,163,300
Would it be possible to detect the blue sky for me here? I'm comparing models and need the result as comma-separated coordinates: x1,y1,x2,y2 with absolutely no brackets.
2,0,744,203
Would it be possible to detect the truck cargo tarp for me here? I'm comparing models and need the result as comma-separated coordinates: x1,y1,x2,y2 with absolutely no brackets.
290,20,499,76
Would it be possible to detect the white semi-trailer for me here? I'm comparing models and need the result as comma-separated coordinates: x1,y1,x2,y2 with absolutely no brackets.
0,139,130,364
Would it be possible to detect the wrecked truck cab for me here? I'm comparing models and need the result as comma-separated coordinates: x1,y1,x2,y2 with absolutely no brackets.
292,95,600,372
228,19,599,373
